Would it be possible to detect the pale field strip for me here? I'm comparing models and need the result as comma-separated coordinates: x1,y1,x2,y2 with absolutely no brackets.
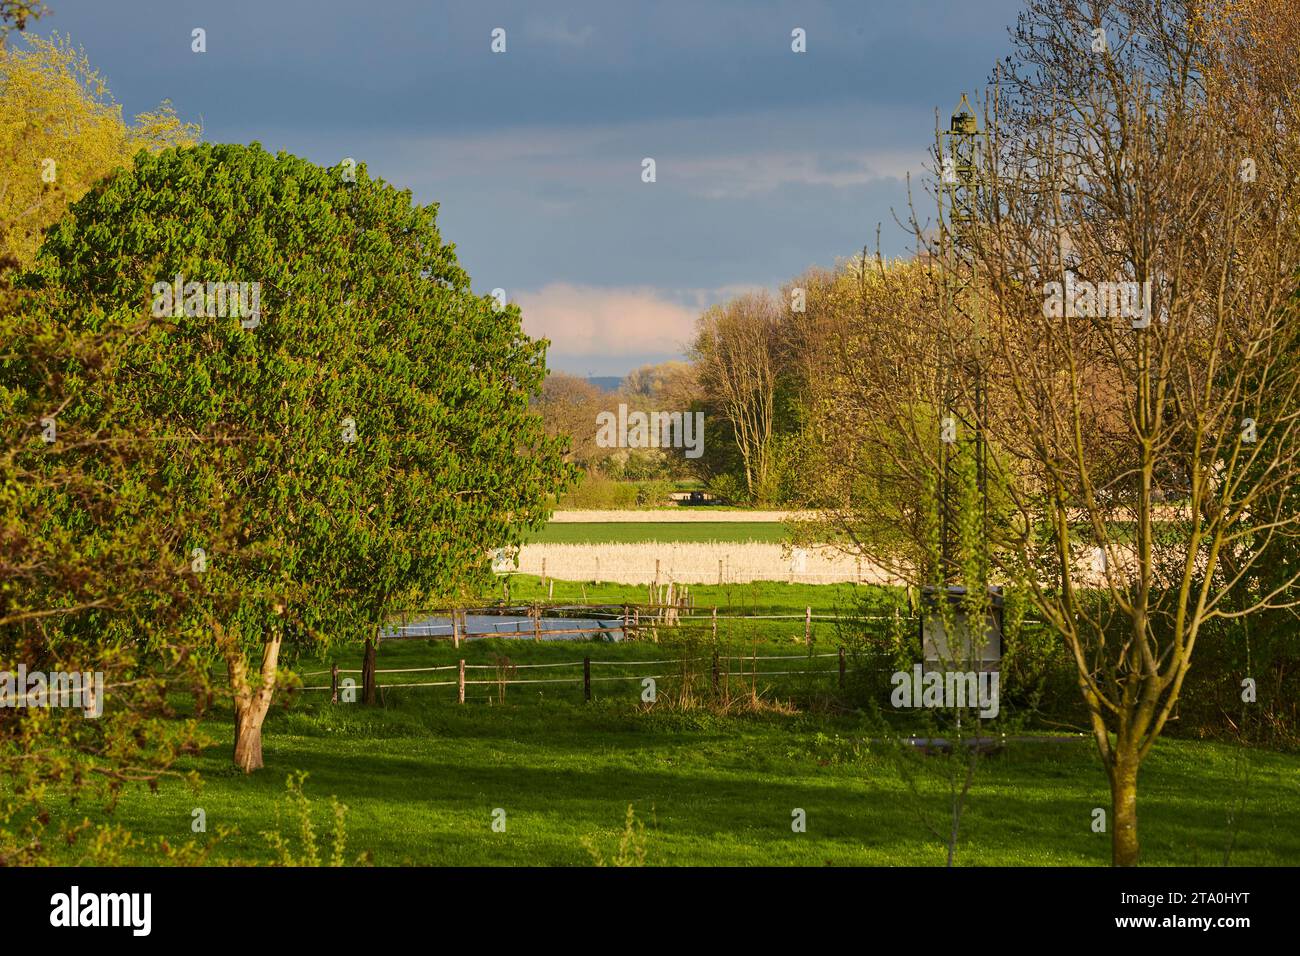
516,541,902,585
518,541,1153,587
550,507,1189,524
535,509,1176,585
549,510,818,523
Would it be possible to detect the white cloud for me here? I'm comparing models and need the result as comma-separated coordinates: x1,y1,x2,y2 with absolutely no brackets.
515,283,700,357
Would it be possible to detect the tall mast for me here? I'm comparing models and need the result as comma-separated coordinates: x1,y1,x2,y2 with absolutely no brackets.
938,93,989,585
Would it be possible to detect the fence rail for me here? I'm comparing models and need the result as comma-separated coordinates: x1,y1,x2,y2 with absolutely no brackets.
380,602,887,649
305,647,862,703
303,600,1042,704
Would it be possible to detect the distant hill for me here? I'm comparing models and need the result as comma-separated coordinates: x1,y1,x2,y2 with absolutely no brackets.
586,376,623,393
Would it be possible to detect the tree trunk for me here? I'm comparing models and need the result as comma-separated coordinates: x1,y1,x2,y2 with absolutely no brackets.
220,626,283,774
362,636,377,705
233,702,265,772
1111,751,1140,866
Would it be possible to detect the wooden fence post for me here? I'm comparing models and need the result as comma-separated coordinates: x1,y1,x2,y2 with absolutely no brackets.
584,656,591,703
838,646,846,689
548,579,554,600
452,609,461,649
458,659,466,704
712,648,720,694
362,636,377,706
805,606,812,649
330,662,339,704
711,606,718,641
654,559,661,591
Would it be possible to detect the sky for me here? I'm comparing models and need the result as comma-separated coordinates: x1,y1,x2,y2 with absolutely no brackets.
31,0,1025,376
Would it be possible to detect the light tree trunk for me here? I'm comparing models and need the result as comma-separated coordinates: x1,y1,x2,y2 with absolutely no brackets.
219,623,283,774
1111,750,1140,866
233,701,266,772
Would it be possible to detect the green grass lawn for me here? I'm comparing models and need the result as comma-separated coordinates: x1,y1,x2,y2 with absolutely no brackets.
23,581,1296,867
474,575,903,646
527,521,791,544
497,574,886,613
32,632,1300,867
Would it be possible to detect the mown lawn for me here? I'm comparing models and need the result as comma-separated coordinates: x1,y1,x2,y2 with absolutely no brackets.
496,574,890,615
34,635,1300,867
26,584,1297,867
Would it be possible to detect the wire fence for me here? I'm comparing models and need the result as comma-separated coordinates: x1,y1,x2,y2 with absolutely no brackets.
293,600,1043,703
374,601,1045,648
299,649,862,702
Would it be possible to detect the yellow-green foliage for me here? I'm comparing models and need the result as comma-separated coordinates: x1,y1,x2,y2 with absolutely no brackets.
262,772,371,867
0,32,198,270
582,804,648,867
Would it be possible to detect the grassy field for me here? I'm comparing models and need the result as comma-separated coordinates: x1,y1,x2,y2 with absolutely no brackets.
496,574,878,611
37,656,1300,866
527,521,791,544
25,623,1300,867
26,577,1298,867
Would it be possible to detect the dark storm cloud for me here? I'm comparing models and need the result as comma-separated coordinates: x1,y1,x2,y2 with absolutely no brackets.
32,0,1024,373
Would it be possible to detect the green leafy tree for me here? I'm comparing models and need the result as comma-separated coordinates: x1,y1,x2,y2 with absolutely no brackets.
0,304,217,862
24,142,574,771
0,25,214,861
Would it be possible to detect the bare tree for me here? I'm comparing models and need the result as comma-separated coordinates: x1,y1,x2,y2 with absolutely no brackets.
809,0,1300,865
532,372,609,468
621,360,697,408
964,0,1300,866
691,292,780,499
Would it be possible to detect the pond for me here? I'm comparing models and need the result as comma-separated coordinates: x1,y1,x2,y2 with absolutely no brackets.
381,612,626,642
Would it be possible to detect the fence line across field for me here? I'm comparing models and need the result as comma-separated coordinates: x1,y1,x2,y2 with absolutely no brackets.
588,656,714,666
380,606,881,650
306,652,850,679
462,659,586,670
303,597,1033,704
726,651,841,660
463,676,584,686
382,603,1043,627
308,646,860,704
385,605,880,621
